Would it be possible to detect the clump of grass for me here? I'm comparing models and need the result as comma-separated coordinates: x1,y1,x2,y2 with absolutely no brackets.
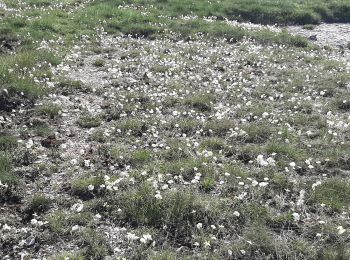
236,145,263,164
204,119,235,136
24,194,52,219
0,78,44,111
117,118,148,136
90,130,106,143
303,24,316,30
223,164,249,178
81,228,111,259
50,251,85,260
184,93,215,112
111,183,221,240
56,79,88,96
109,145,130,166
36,102,61,119
242,123,272,143
171,119,203,135
161,140,189,161
0,153,21,202
243,223,274,255
92,59,106,67
30,122,53,137
0,134,17,151
130,149,152,167
104,106,122,121
70,175,105,200
200,177,216,193
48,210,93,236
200,138,226,152
265,142,305,163
77,114,101,128
316,246,350,260
311,179,350,211
0,50,58,111
165,158,200,181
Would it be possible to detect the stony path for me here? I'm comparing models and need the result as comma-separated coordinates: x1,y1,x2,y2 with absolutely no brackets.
287,23,350,48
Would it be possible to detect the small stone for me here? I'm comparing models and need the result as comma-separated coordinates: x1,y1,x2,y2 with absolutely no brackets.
308,35,317,41
25,235,36,247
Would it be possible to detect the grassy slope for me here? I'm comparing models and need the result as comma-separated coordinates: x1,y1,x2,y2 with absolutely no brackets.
102,0,350,24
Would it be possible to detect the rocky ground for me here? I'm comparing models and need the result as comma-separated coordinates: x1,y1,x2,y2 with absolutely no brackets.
287,23,350,48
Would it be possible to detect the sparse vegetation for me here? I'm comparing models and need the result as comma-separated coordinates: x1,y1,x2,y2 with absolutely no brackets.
77,114,102,128
92,59,105,67
36,102,61,119
311,179,350,211
1,0,350,259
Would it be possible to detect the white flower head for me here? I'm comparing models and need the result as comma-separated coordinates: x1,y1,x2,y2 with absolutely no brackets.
337,226,346,235
154,193,163,200
233,211,240,217
71,203,84,212
292,212,300,222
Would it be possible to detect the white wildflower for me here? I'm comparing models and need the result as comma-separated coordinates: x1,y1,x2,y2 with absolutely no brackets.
337,226,346,235
292,212,300,222
233,211,240,217
154,193,163,200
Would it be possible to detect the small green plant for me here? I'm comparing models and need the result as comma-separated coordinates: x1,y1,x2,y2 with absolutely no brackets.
117,118,147,136
37,102,61,119
24,194,52,220
71,175,105,200
92,59,106,67
204,119,235,136
184,93,215,112
32,124,53,137
49,251,85,260
243,123,272,143
90,130,106,143
172,119,202,135
131,149,152,167
265,142,305,163
161,140,189,161
77,114,101,128
56,79,88,95
27,194,51,213
0,134,17,151
0,153,22,201
200,177,216,192
311,179,350,211
48,211,93,236
303,24,316,30
81,228,111,259
200,138,226,151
